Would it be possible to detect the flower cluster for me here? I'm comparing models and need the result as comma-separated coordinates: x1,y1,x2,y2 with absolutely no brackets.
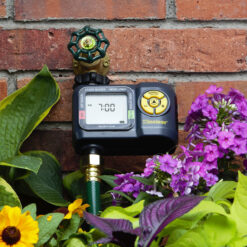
113,172,152,198
113,85,247,197
143,146,218,195
185,85,247,178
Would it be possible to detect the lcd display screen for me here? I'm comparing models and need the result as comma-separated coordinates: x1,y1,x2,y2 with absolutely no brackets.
85,93,128,125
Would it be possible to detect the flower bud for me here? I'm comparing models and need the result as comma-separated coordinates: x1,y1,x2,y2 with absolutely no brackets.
64,237,87,247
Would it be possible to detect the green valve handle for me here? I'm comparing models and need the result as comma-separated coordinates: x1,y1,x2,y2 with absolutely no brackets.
68,26,110,64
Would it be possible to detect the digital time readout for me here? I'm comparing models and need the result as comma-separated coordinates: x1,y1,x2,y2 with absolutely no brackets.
98,103,116,112
85,93,128,125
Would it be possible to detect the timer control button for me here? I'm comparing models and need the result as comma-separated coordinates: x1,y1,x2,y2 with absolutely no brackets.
155,97,168,114
141,98,154,114
144,90,164,99
149,97,159,108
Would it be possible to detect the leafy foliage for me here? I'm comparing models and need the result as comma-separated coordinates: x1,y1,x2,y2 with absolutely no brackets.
0,65,69,207
83,196,203,247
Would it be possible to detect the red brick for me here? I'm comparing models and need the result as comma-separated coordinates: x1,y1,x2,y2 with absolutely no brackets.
176,81,247,123
177,0,247,20
14,0,166,21
0,0,6,18
1,28,246,73
18,77,168,122
0,78,7,100
21,129,186,171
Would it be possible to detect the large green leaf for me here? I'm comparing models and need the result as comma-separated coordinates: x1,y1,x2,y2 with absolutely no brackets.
22,203,37,220
206,180,236,202
59,214,81,241
163,200,226,236
231,171,247,236
100,200,144,228
0,177,21,207
167,215,237,247
202,214,237,247
36,212,64,247
0,65,60,172
24,151,69,206
0,155,42,174
166,229,209,247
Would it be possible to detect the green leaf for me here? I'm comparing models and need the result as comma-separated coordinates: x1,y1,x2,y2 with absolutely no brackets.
0,65,60,166
133,191,159,205
22,203,37,220
202,214,237,247
163,200,226,236
168,215,237,247
0,155,42,174
99,175,117,188
107,190,134,203
36,213,64,247
47,238,58,247
206,180,236,202
131,174,154,186
231,171,247,236
0,176,21,207
63,170,85,199
166,229,209,247
228,236,247,247
59,214,81,241
100,200,144,228
24,151,69,206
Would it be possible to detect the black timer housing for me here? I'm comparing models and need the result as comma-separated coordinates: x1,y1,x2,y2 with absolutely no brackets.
72,82,178,155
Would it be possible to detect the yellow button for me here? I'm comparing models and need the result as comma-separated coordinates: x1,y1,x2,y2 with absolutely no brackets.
155,97,168,114
144,91,164,99
141,98,154,114
149,97,159,107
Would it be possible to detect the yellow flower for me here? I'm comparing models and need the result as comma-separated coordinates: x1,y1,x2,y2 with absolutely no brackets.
0,206,39,247
64,199,89,219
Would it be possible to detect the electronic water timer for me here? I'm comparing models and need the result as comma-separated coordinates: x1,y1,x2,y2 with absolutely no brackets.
73,83,178,155
68,26,178,156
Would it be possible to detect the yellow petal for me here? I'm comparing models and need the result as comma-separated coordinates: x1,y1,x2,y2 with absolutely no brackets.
64,212,72,219
68,199,83,212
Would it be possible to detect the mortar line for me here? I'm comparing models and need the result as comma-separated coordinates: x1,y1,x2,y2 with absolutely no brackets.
1,19,247,30
7,70,247,81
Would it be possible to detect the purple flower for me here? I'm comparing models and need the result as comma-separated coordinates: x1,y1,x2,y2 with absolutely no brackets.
206,85,223,94
190,94,208,113
218,131,235,149
159,154,179,174
142,157,157,177
230,121,247,138
236,101,247,117
203,121,221,140
204,144,219,162
202,105,218,120
203,173,218,187
114,172,152,198
202,159,218,171
228,88,245,104
231,137,247,155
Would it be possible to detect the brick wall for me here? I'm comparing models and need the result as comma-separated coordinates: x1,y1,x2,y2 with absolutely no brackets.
1,0,247,172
